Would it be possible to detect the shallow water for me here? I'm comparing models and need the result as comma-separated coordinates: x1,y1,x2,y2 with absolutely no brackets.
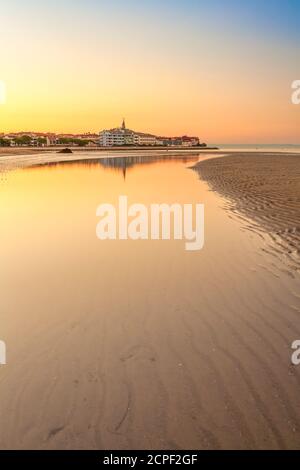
0,154,300,449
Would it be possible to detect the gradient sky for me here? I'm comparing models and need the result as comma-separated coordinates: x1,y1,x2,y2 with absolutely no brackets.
1,0,300,142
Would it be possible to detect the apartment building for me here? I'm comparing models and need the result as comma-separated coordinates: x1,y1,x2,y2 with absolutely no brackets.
99,120,201,147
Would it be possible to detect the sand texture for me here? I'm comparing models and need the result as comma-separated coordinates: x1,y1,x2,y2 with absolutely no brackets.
194,153,300,271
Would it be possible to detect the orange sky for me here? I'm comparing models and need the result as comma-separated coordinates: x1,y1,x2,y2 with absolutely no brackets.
1,1,299,143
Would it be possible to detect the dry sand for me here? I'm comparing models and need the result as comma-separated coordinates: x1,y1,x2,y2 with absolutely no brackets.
194,153,300,272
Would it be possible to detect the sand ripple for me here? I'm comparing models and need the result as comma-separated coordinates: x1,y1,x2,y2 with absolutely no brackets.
194,153,300,272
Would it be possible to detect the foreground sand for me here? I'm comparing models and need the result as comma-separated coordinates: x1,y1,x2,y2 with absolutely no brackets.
0,152,300,450
194,153,300,272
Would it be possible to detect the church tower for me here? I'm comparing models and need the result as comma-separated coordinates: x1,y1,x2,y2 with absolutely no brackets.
122,118,126,130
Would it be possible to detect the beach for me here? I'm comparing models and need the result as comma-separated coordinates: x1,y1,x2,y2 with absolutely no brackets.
0,151,300,449
1,0,300,457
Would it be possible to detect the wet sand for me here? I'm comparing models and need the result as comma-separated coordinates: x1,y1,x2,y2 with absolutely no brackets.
0,154,300,450
194,153,300,272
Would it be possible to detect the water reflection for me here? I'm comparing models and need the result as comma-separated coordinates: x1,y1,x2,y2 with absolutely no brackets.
1,154,300,450
31,155,200,180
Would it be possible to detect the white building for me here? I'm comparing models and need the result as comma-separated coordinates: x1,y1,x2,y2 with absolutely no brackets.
46,135,58,146
135,133,157,146
99,119,136,147
99,120,201,148
99,120,158,147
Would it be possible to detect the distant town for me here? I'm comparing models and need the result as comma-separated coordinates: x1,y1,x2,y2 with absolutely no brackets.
0,120,207,149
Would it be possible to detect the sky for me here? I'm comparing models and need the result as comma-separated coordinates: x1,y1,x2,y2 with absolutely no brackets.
1,0,300,143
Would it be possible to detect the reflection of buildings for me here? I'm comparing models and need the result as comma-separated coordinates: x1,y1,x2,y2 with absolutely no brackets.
31,155,199,181
99,119,157,147
99,120,201,148
98,155,199,180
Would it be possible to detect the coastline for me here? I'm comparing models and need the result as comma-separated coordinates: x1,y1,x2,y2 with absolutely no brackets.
194,153,300,271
